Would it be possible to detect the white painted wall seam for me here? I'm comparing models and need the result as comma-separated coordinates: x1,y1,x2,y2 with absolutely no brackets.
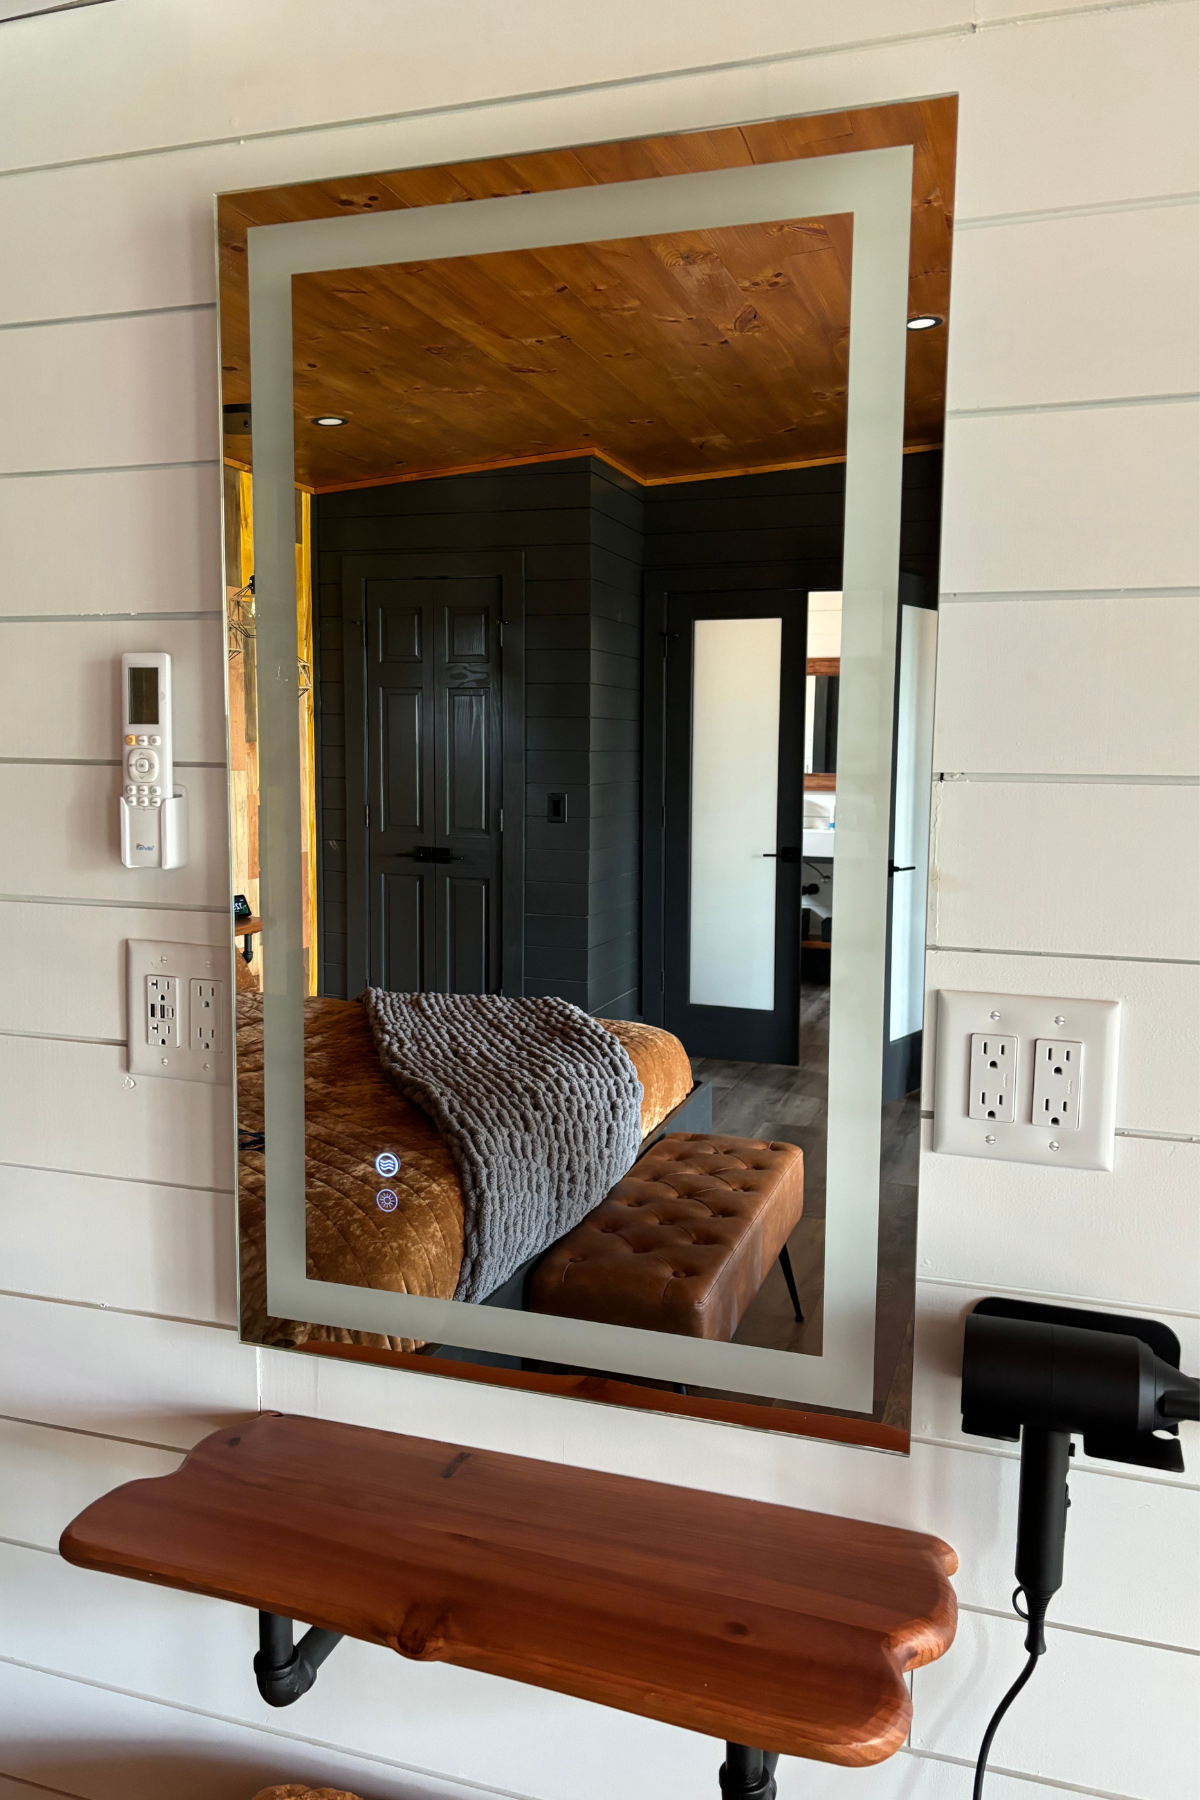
947,391,1200,417
0,1291,239,1333
0,1157,233,1195
955,187,1200,229
0,0,1187,179
928,945,1199,964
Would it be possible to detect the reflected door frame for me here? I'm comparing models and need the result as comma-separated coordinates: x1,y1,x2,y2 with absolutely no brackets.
881,572,938,1103
340,548,526,999
643,569,825,1060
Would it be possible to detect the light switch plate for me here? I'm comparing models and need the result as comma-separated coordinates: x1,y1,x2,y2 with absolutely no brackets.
126,939,232,1085
933,990,1120,1171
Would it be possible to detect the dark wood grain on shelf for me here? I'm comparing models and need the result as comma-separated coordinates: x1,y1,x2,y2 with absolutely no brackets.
61,1413,956,1764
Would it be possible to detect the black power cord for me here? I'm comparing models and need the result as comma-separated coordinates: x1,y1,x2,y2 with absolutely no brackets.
972,1588,1048,1800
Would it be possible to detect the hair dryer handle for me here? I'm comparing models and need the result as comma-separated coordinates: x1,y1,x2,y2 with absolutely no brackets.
1015,1427,1072,1652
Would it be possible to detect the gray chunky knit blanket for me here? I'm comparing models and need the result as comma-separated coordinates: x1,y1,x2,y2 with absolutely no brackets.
362,989,643,1303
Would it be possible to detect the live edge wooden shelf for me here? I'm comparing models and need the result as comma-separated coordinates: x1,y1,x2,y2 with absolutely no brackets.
60,1413,957,1788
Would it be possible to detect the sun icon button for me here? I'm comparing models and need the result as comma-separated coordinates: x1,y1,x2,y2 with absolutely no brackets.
375,1189,399,1213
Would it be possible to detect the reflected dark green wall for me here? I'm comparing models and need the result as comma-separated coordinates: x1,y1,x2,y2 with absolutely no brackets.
314,450,942,1014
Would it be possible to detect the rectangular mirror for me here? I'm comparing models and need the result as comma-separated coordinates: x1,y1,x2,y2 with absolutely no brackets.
220,97,955,1450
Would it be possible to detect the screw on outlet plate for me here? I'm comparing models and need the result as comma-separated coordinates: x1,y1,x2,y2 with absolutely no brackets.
1049,1141,1060,1151
986,1134,996,1144
989,1010,1001,1021
1055,1015,1066,1025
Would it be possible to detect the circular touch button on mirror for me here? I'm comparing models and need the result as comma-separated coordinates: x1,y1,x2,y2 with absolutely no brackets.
375,1151,400,1177
375,1189,399,1213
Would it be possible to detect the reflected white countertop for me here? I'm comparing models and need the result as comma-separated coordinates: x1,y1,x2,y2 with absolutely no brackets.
802,829,835,859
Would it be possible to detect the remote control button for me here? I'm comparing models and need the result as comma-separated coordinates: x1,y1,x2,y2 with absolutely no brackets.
149,735,161,746
149,797,162,807
125,784,137,797
129,751,157,778
136,735,148,745
125,735,135,746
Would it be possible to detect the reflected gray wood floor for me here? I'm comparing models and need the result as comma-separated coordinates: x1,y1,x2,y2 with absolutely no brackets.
689,980,918,1431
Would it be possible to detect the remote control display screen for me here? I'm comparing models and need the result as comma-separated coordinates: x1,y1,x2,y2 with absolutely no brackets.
128,666,159,725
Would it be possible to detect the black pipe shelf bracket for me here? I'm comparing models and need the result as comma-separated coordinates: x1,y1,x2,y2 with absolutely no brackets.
254,1610,344,1707
253,1610,780,1794
720,1743,781,1798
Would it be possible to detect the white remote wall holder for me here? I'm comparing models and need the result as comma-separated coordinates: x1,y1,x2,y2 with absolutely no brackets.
118,652,188,870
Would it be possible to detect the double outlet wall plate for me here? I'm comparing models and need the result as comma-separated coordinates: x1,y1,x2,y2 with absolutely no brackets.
933,990,1121,1171
126,939,231,1085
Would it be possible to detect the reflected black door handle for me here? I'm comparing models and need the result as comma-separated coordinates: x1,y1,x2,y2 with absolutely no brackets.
888,862,916,876
762,846,802,863
403,846,462,863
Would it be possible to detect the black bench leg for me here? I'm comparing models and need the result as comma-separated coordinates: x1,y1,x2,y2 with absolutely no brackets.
253,1610,343,1707
719,1744,779,1797
778,1243,804,1323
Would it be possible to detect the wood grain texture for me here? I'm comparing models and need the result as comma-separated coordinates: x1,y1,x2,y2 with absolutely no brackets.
60,1412,956,1764
217,99,955,491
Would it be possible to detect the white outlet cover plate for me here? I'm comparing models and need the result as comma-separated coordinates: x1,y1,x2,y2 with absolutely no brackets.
126,939,232,1085
932,990,1120,1172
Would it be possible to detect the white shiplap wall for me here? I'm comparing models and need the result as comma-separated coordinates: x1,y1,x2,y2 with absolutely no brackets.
0,3,1196,1797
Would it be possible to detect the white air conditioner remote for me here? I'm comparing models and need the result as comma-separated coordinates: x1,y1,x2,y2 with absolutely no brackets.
119,652,183,868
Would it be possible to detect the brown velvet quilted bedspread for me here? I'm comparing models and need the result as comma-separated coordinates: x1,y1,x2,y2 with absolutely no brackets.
237,994,692,1353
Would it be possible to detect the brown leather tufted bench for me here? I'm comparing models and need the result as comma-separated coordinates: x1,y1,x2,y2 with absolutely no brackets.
528,1132,804,1341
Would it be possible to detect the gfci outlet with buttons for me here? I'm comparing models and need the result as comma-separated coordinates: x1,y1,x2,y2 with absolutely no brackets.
933,990,1120,1171
126,940,231,1085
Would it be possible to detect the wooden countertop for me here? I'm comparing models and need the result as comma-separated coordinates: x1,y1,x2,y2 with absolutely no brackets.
60,1412,957,1765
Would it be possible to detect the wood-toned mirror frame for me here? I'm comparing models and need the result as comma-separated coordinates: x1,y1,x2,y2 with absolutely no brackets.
220,95,955,1454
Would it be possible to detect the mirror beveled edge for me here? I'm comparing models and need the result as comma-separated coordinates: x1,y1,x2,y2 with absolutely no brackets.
219,96,957,1454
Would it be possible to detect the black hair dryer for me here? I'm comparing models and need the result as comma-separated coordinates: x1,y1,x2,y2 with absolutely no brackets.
960,1298,1198,1796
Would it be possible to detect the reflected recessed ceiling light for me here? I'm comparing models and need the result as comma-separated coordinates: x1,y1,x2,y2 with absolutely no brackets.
906,314,944,332
311,414,348,427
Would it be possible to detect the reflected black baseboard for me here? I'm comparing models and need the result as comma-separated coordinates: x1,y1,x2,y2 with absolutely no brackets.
882,1031,922,1108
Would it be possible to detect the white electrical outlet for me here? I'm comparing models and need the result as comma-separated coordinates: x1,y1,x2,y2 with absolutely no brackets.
126,940,231,1084
933,991,1120,1171
145,974,179,1050
1032,1038,1083,1131
189,978,224,1054
968,1032,1018,1123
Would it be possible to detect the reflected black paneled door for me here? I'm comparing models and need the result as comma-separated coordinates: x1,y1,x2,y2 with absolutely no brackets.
364,573,503,994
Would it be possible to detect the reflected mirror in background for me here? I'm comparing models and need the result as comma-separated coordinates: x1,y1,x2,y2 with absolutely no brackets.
220,98,955,1448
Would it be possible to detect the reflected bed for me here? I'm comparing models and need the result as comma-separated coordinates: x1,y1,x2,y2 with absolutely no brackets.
236,994,694,1352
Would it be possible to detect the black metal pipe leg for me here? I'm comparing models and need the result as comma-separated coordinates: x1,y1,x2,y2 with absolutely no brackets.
253,1610,344,1707
778,1243,804,1323
241,930,255,964
719,1744,779,1798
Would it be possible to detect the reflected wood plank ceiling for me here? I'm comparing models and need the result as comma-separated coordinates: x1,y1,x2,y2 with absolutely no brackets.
218,98,955,491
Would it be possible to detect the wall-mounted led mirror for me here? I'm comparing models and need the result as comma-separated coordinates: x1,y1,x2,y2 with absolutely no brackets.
220,98,955,1450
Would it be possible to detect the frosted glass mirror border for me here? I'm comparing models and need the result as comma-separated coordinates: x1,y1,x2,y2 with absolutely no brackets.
244,144,913,1414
